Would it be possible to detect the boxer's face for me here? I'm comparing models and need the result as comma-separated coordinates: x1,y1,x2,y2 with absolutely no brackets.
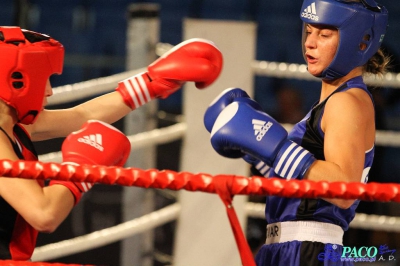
42,79,53,109
304,24,339,77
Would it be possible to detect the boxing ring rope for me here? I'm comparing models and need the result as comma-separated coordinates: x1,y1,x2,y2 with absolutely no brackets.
32,202,400,262
50,42,400,105
32,203,181,262
158,41,400,89
46,56,400,147
5,159,394,201
47,68,146,106
252,60,400,88
37,119,400,165
245,202,400,232
38,122,187,163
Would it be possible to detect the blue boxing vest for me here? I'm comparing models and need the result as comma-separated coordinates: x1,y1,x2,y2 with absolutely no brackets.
266,76,375,231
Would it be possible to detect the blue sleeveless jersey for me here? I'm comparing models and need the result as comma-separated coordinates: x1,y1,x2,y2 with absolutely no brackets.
265,76,375,231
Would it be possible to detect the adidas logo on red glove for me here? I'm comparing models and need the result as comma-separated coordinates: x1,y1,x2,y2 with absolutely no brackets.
77,134,104,151
63,120,130,167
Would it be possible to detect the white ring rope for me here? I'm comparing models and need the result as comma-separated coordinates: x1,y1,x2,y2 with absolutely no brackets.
37,121,400,164
252,60,400,88
47,77,400,148
157,42,400,88
49,42,400,108
38,122,187,163
32,201,400,262
245,202,400,233
37,119,400,162
282,124,400,147
32,203,181,262
48,68,146,106
48,44,400,148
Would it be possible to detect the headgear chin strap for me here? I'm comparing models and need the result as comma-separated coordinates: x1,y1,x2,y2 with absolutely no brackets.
300,0,388,80
0,26,64,124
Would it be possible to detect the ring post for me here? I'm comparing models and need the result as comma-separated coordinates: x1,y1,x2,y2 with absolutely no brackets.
122,3,160,266
174,18,257,266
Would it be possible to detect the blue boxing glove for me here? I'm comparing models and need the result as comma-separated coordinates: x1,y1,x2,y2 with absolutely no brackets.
209,101,316,180
204,87,267,163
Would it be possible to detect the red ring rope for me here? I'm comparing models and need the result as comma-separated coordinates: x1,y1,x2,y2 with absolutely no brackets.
2,160,399,202
0,261,83,266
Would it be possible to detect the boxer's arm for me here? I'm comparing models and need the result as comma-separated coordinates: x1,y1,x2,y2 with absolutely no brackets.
27,91,131,141
0,132,76,233
28,39,223,141
302,91,372,208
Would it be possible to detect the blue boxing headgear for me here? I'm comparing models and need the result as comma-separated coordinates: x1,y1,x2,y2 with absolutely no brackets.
300,0,388,80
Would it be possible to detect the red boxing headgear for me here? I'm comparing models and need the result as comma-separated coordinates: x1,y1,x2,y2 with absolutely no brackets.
0,26,64,124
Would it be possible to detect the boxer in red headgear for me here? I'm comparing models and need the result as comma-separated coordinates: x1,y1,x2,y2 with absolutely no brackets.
0,27,64,124
0,26,223,260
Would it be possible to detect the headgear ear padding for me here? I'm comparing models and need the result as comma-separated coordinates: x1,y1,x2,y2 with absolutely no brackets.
300,0,388,80
0,26,64,124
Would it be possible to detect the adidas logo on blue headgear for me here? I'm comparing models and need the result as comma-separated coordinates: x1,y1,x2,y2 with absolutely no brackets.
301,2,319,22
300,0,388,80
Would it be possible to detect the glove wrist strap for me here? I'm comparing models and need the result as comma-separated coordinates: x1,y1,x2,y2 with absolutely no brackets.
49,180,84,206
272,140,316,180
116,72,155,110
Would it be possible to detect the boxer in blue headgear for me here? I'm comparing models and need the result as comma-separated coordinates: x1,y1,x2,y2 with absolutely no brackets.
300,0,388,80
202,0,390,265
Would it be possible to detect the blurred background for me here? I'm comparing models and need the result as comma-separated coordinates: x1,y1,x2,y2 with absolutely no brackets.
2,0,400,265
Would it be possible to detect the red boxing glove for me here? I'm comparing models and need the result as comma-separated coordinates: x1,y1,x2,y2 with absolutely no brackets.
49,120,131,205
116,38,223,109
61,120,131,166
